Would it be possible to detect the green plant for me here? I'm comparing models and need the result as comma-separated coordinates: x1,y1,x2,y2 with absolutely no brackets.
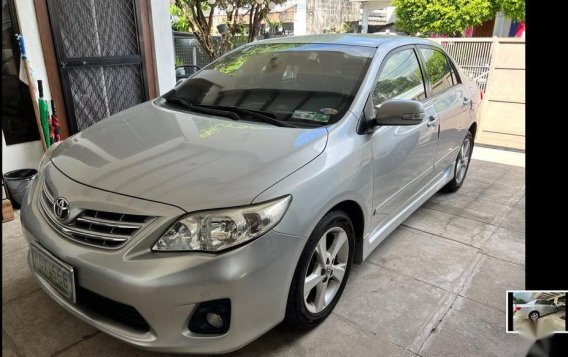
173,1,287,60
494,0,525,22
393,0,525,36
175,57,185,67
170,4,190,32
393,0,496,37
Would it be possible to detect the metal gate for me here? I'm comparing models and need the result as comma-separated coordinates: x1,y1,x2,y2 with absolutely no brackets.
434,38,494,92
47,0,149,133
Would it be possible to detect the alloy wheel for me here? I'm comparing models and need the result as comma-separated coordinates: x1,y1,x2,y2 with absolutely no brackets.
303,227,350,314
530,312,539,321
455,138,471,184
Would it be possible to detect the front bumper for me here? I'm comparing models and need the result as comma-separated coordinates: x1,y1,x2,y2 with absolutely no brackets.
20,167,306,354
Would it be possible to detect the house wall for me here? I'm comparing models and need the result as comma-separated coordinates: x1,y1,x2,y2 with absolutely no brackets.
478,38,525,150
360,0,392,33
306,0,361,34
2,0,51,173
149,0,176,95
434,37,525,150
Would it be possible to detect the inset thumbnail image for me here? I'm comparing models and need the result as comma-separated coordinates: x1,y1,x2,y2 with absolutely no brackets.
508,291,566,339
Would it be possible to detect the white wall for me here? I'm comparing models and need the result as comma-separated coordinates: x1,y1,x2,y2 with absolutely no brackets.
149,0,176,95
294,0,307,35
493,12,513,37
2,0,50,173
360,1,394,33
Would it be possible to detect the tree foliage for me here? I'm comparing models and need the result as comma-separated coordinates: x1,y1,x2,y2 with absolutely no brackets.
513,297,527,304
393,0,525,36
173,0,286,61
393,0,495,36
170,5,191,32
494,0,525,22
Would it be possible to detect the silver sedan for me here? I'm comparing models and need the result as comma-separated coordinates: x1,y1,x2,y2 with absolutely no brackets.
21,34,479,353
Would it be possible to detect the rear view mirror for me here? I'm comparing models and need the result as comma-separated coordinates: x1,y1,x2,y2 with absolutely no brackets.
375,99,425,126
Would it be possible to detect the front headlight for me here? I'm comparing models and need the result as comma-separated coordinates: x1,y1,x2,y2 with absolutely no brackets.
153,195,292,252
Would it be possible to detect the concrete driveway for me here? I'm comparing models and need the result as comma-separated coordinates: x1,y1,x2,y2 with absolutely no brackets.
514,311,566,340
2,158,531,357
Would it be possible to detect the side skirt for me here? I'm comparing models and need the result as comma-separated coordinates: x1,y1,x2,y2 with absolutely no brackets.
361,162,455,261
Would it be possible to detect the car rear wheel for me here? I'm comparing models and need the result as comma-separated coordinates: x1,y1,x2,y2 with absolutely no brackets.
529,311,540,321
284,210,354,329
441,132,474,193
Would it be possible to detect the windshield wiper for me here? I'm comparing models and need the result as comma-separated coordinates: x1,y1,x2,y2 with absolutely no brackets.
198,104,297,128
164,98,295,128
165,97,241,121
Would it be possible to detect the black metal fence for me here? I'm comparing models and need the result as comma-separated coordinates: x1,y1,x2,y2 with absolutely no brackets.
173,31,253,68
173,31,213,68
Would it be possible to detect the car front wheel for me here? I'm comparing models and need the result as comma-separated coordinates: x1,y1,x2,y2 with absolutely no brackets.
284,210,354,329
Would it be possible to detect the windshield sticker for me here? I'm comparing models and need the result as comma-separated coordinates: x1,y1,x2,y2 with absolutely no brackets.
320,108,338,115
292,110,330,122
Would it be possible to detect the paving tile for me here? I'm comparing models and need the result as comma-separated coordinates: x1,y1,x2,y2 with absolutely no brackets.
403,207,496,248
516,193,525,208
419,297,532,357
2,331,18,357
334,262,450,348
2,290,98,357
2,214,28,255
460,255,525,312
458,178,524,206
467,160,525,187
55,332,169,357
499,205,525,233
467,160,510,184
424,193,511,225
367,227,480,293
2,245,40,304
481,227,525,266
234,314,406,357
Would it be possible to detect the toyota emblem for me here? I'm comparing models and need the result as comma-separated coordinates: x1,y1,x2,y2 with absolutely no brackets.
53,197,70,221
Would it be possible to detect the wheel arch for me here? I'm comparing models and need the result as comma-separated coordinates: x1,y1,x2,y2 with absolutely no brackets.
469,122,478,140
529,310,540,319
327,200,365,264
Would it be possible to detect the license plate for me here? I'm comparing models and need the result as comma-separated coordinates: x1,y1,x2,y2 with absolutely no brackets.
30,242,76,303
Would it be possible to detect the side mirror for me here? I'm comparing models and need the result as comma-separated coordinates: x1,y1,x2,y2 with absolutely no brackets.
375,99,425,126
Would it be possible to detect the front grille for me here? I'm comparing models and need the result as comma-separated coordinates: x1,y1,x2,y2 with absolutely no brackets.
76,286,150,333
39,178,155,249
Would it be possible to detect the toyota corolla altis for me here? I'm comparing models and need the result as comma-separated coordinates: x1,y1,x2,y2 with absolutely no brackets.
21,34,480,354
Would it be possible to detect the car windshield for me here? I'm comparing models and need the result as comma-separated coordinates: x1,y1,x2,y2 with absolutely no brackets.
162,43,375,127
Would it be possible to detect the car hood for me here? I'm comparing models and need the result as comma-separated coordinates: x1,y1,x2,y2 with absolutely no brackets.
51,101,328,212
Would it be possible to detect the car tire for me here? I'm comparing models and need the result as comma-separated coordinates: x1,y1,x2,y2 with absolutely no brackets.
284,210,355,330
554,307,558,313
441,131,474,193
529,311,540,321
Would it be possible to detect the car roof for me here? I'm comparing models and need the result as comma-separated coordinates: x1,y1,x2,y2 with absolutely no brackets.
252,33,439,48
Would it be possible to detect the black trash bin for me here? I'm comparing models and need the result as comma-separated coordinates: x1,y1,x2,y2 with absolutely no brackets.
3,169,38,209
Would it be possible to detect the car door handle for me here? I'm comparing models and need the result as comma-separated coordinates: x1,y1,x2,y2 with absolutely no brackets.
426,115,438,127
